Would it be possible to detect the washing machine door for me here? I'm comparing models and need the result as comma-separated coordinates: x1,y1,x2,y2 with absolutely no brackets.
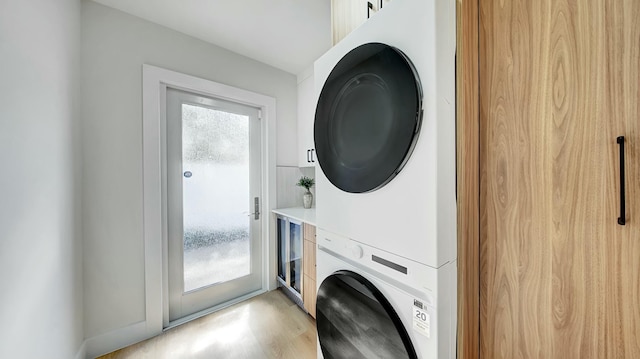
316,270,417,359
314,42,422,193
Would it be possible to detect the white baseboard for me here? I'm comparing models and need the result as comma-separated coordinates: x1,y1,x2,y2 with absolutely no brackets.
74,340,86,359
84,321,156,358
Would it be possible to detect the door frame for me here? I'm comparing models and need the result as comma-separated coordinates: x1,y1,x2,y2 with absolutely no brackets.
142,64,277,334
456,0,480,358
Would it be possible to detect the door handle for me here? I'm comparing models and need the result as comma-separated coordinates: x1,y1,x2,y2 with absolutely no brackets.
253,197,260,220
617,136,626,225
183,171,192,178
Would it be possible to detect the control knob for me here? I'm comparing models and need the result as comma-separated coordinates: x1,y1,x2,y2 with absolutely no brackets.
349,244,364,259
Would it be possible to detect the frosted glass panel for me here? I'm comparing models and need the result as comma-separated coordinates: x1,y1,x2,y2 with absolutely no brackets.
182,103,250,292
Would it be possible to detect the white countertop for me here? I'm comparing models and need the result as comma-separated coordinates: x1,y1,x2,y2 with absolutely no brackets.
272,207,316,226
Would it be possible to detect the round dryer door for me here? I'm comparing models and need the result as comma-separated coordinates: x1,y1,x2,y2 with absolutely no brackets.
316,270,417,359
314,42,422,193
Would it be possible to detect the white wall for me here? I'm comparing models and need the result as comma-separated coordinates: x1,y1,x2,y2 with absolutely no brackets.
81,0,298,342
0,0,84,358
276,167,316,208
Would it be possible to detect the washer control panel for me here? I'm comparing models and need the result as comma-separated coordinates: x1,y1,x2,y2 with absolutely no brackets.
316,228,440,290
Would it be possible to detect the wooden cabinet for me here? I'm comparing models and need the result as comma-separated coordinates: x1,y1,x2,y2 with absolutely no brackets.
331,0,392,45
302,224,317,318
331,0,368,46
303,239,316,280
297,71,316,167
303,274,316,319
476,0,640,357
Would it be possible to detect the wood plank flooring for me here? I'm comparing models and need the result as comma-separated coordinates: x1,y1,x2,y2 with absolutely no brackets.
99,289,317,359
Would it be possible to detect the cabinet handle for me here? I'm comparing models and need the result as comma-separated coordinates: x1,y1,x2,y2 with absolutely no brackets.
617,136,626,225
379,0,383,9
307,149,311,163
311,149,316,163
367,2,373,18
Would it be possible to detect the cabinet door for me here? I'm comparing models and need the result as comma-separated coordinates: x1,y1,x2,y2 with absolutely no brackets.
331,0,369,45
303,239,316,280
331,0,390,45
479,0,640,357
297,72,316,167
303,223,316,243
303,276,317,318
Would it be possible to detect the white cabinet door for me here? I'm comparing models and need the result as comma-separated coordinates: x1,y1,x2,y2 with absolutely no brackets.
297,72,317,167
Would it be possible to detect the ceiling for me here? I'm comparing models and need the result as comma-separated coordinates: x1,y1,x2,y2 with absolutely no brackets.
92,0,332,75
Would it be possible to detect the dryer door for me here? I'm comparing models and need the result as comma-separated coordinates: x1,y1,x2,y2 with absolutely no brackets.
314,42,422,193
316,270,417,359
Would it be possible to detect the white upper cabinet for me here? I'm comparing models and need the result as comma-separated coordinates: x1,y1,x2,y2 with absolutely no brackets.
297,70,317,167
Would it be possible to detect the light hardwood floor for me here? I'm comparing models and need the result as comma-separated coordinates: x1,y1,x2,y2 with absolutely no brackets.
99,289,317,359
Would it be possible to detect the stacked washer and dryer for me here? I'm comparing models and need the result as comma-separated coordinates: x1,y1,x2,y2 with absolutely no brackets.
312,0,457,358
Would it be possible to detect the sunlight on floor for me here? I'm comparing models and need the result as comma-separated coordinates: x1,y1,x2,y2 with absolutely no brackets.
98,290,317,359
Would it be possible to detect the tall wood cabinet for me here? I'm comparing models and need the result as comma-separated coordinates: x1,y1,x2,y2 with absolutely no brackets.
330,0,392,45
476,0,640,357
331,0,368,45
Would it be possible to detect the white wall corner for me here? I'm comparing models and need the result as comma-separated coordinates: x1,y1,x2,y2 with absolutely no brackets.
296,65,314,85
84,321,148,358
74,341,86,359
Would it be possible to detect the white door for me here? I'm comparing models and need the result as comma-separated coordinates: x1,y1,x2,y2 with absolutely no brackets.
166,87,263,323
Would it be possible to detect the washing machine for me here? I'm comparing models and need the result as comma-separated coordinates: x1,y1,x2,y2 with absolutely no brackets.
314,0,457,268
315,229,457,359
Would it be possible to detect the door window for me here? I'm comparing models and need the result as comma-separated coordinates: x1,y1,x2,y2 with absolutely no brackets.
180,102,251,291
